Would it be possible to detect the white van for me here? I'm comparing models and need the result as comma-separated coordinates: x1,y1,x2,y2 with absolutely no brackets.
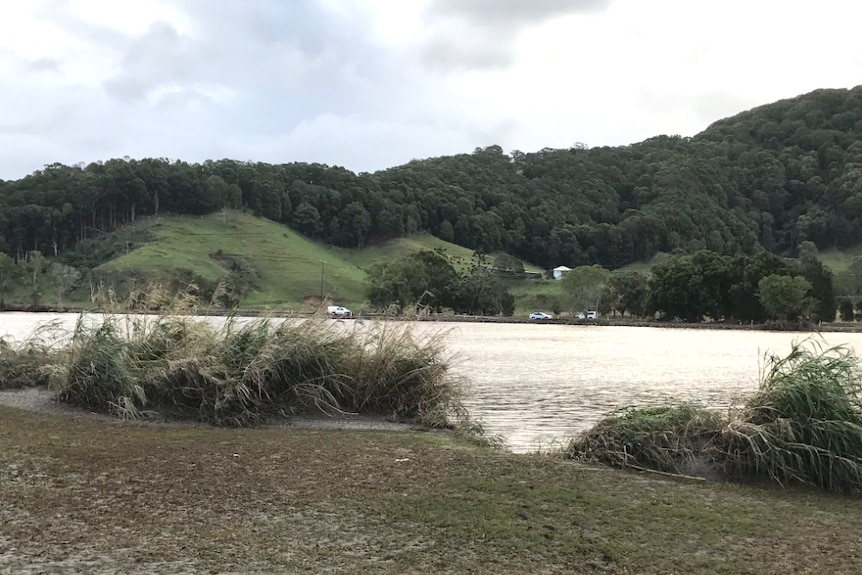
577,311,598,320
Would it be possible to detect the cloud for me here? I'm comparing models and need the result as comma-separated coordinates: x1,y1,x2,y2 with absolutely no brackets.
421,0,612,70
427,0,610,27
25,57,61,73
0,0,861,180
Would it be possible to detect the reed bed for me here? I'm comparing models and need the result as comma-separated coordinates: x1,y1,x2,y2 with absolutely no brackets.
721,341,862,492
0,321,68,390
31,313,462,428
565,404,723,475
567,339,862,493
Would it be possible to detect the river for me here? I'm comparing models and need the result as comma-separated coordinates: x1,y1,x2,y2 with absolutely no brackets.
3,312,862,452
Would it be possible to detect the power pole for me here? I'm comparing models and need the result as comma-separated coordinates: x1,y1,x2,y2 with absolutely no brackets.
320,262,325,301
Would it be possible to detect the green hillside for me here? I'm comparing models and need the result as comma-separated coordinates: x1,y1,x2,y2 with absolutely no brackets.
99,212,367,309
341,233,478,273
93,213,549,312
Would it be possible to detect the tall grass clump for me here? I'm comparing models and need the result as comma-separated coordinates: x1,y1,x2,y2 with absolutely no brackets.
565,404,724,475
0,339,51,390
0,322,68,390
343,322,459,427
46,313,462,428
721,340,862,492
48,316,145,417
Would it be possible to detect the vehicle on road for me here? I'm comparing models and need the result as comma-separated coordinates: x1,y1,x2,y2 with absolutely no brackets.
327,306,352,318
529,312,553,320
577,311,599,320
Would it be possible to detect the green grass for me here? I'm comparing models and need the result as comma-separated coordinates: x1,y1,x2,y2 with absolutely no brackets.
504,278,565,315
98,212,367,309
819,247,862,295
341,233,481,274
615,251,671,274
97,218,549,312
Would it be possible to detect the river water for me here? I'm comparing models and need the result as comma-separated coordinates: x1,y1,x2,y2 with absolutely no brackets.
3,313,862,452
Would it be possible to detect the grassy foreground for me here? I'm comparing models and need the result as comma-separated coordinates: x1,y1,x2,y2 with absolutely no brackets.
2,406,862,574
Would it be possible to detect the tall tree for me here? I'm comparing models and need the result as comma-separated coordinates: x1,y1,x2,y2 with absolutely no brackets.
561,265,610,313
758,275,812,322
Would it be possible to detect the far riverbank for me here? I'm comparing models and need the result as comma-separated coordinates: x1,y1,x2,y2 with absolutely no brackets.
2,304,858,333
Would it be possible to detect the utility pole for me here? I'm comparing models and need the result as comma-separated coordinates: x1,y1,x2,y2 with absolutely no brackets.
320,262,325,301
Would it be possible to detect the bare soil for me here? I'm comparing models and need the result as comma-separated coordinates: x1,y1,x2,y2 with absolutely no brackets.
3,395,862,574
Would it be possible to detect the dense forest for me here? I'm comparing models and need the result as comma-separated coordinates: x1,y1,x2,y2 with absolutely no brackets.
1,86,861,271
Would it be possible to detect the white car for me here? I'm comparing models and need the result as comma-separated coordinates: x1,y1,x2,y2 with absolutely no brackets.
529,312,553,320
577,311,599,320
327,306,352,318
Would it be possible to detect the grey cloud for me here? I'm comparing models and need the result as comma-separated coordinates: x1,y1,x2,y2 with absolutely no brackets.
421,0,613,71
39,1,130,51
103,21,196,102
0,0,523,177
25,58,61,73
422,30,513,71
639,89,758,126
427,0,611,27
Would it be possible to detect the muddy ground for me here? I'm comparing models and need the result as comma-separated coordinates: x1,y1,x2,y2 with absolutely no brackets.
2,392,862,574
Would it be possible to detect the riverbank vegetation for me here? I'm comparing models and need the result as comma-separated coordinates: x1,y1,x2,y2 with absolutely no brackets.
4,405,862,573
568,340,862,492
0,311,463,428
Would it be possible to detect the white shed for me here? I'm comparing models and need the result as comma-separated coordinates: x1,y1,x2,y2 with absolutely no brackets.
552,266,571,280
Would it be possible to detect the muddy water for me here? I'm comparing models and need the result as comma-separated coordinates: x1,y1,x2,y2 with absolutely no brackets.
4,313,862,453
433,322,862,452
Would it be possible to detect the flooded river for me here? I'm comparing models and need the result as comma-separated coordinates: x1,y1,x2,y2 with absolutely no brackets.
4,313,862,452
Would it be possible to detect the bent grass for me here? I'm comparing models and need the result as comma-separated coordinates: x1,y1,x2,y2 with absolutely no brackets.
31,311,464,428
569,339,862,493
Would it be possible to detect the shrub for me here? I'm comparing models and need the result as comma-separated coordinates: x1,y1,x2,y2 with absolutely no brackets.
721,340,862,492
566,404,723,475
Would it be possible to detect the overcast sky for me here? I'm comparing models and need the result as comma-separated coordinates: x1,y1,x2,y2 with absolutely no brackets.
1,0,860,179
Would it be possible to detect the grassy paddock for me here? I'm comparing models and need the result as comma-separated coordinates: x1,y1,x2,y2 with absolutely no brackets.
1,312,463,427
568,339,862,492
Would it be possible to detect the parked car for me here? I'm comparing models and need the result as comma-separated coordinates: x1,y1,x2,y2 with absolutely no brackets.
577,311,599,320
529,312,553,320
327,305,352,318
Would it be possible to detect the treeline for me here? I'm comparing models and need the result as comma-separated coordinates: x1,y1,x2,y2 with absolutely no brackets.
2,86,862,270
365,245,839,323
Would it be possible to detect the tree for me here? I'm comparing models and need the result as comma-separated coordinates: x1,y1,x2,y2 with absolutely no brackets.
796,252,836,322
648,251,730,322
607,271,647,317
24,251,45,308
365,250,460,314
726,251,793,322
561,264,610,314
838,298,856,322
0,253,17,308
758,275,811,322
50,263,81,307
292,202,323,237
848,256,862,295
452,253,513,316
492,253,525,275
438,220,455,243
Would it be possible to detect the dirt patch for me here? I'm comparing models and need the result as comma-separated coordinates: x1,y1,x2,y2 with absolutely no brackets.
0,388,419,433
3,404,862,574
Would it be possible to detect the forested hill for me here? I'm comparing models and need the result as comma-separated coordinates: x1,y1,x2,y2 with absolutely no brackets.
1,86,861,270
